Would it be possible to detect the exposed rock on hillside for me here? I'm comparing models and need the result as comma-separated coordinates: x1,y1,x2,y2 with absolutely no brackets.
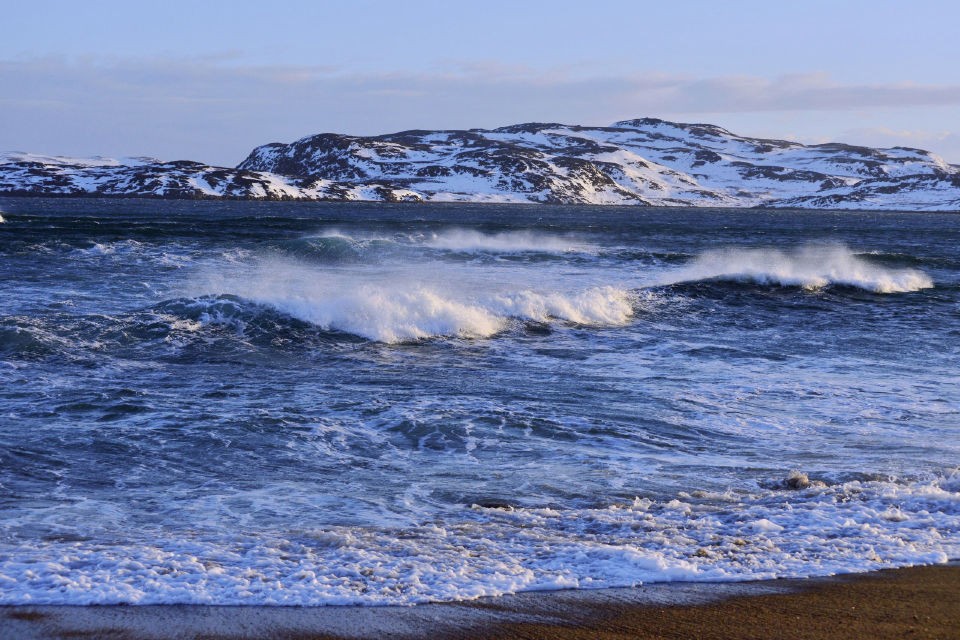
3,119,958,210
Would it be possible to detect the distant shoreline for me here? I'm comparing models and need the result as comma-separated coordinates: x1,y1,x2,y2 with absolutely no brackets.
3,118,959,211
2,193,959,216
3,564,958,639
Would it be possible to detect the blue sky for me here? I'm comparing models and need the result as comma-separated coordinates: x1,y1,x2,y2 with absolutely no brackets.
3,0,959,165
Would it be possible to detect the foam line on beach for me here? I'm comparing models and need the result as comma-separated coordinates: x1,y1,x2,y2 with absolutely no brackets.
2,565,957,640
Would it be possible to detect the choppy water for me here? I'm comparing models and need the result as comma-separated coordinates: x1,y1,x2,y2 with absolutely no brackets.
1,198,958,605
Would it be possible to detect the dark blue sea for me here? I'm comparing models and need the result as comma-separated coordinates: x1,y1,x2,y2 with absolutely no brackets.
0,198,957,604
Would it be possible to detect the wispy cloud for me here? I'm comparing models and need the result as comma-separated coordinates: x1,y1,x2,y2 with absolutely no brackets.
2,57,959,165
645,73,960,112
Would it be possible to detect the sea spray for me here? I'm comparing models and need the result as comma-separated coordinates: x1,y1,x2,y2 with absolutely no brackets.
659,244,933,293
265,284,507,342
242,281,633,343
423,229,584,253
189,258,634,342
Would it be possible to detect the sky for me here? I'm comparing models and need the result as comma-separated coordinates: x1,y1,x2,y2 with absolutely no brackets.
2,0,959,166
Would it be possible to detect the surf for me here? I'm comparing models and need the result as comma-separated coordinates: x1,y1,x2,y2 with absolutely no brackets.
656,244,934,293
4,200,959,609
188,258,634,343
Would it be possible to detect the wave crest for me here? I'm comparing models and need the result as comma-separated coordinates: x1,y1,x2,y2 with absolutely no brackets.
190,262,633,343
660,244,933,293
260,284,633,343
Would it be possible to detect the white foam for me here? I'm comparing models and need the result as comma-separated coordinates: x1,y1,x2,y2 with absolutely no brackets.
190,260,634,342
488,287,634,326
270,283,507,342
658,244,933,293
1,476,956,605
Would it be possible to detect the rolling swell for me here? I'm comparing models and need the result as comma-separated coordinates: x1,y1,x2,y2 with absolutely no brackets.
3,287,636,361
0,297,359,366
122,296,367,355
270,235,391,265
0,321,54,357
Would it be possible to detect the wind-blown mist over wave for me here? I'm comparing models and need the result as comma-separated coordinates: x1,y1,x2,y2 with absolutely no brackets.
424,229,584,253
191,260,634,342
660,244,934,293
272,229,592,268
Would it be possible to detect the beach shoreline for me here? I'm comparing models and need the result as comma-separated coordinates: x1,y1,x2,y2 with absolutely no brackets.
3,563,957,639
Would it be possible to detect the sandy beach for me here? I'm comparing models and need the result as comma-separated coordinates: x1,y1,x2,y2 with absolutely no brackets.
2,564,957,639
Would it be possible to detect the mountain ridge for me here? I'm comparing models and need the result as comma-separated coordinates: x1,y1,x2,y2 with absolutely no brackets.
2,119,958,210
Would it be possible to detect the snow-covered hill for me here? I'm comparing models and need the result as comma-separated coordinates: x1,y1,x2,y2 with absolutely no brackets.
3,119,959,210
0,152,308,200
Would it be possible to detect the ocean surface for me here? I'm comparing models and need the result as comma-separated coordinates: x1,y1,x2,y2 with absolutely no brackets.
0,198,958,605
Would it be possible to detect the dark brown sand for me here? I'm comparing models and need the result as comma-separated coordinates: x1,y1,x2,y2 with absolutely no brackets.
471,564,960,640
2,564,957,639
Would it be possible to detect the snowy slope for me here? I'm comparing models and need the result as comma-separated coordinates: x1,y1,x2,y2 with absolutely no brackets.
0,153,309,200
2,119,959,210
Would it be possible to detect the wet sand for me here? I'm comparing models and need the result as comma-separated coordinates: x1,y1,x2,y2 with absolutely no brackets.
2,564,957,639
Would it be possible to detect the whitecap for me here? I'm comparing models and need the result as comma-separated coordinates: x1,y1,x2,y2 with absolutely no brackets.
188,259,634,343
658,244,933,293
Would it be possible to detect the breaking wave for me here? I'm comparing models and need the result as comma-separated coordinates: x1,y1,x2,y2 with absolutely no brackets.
659,244,933,293
189,261,633,343
253,284,633,343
